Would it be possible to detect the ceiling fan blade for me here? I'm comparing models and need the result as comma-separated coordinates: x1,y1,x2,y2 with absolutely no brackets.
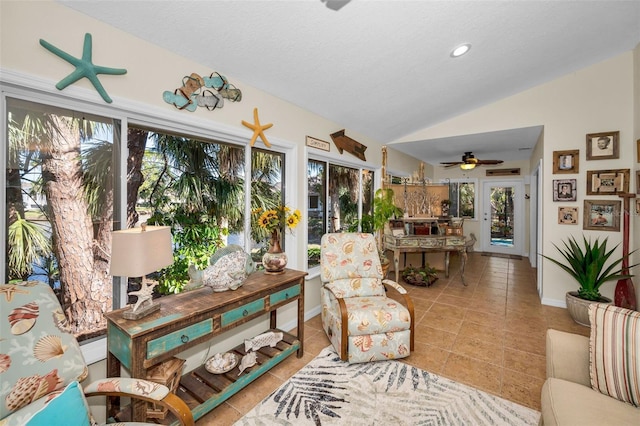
476,159,504,165
440,162,463,166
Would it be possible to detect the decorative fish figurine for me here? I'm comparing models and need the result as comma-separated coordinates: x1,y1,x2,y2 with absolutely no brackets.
244,331,283,352
237,351,257,376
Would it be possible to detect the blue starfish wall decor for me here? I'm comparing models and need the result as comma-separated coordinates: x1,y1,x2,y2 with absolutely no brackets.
40,33,127,103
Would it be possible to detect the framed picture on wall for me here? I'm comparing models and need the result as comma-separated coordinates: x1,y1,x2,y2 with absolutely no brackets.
553,179,577,201
558,207,578,225
637,139,640,163
586,169,629,195
586,131,619,160
637,170,640,194
583,200,620,231
636,199,640,216
553,150,579,174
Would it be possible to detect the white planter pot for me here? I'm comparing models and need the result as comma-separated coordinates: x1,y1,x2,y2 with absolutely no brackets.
565,291,612,327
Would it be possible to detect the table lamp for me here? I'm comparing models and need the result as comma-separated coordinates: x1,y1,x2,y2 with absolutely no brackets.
110,223,173,320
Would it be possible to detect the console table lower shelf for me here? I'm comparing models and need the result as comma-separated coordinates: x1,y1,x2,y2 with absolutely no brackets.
175,328,299,423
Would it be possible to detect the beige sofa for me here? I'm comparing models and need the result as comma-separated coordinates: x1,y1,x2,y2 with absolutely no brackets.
540,329,639,425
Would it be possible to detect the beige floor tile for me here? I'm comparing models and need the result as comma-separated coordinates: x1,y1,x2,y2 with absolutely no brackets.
303,329,331,355
427,301,467,319
442,353,503,395
458,320,506,344
504,330,546,356
503,347,546,380
435,293,470,308
464,309,506,329
414,323,457,350
403,342,451,374
268,351,317,381
501,369,545,411
451,334,504,366
224,372,283,413
196,402,242,426
420,311,464,334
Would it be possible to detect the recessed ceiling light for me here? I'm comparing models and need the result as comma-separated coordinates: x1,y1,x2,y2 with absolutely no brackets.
451,44,471,58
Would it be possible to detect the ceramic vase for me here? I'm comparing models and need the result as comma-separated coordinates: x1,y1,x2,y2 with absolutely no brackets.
262,231,287,274
614,194,636,310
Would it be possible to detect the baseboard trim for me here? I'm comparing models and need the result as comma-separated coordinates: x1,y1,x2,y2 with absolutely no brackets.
541,297,566,308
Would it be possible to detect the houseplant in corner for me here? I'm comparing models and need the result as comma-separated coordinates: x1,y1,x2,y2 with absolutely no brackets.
543,235,636,326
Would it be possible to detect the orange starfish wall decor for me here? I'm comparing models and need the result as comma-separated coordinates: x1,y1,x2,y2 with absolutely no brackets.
242,108,273,147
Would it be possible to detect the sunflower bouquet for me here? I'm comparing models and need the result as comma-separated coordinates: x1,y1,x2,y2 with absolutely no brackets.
253,206,302,243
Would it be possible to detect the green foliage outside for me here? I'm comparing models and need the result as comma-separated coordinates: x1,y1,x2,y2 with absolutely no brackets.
148,210,223,294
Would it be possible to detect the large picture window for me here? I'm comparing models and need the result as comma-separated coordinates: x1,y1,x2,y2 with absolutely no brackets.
3,95,285,343
127,125,246,295
5,97,121,340
307,159,374,269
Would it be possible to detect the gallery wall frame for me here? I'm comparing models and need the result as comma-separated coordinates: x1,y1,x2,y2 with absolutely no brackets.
586,131,619,160
552,149,579,174
586,169,629,195
636,199,640,216
637,139,640,163
583,199,620,231
636,170,640,194
558,206,578,225
553,179,577,201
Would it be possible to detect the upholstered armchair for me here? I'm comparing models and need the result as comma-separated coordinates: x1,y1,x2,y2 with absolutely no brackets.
320,233,414,363
0,281,194,426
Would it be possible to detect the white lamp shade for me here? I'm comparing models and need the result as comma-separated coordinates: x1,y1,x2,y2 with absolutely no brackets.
109,226,173,277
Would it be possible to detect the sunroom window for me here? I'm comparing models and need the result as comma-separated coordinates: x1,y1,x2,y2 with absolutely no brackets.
5,97,121,341
307,159,374,269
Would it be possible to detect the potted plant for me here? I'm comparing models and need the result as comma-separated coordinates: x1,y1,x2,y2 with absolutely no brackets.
543,235,636,326
402,264,438,287
350,188,402,275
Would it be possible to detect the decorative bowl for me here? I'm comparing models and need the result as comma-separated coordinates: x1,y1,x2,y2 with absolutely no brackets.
205,352,238,374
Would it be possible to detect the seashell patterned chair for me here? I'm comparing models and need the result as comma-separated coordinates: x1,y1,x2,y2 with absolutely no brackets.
320,233,415,363
0,281,194,426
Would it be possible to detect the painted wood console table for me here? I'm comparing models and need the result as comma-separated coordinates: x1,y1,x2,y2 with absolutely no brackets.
384,234,468,285
105,269,307,424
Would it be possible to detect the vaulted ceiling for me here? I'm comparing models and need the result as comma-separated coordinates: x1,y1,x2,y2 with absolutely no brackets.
59,0,640,165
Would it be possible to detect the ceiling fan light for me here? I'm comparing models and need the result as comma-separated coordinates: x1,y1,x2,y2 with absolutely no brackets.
460,163,476,170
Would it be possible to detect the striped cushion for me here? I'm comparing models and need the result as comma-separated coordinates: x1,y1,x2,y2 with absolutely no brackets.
589,303,640,407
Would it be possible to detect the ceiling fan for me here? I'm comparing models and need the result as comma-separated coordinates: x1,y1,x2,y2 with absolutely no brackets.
440,152,504,170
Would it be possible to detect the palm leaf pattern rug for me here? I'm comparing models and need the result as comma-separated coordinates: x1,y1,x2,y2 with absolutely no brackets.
235,346,540,425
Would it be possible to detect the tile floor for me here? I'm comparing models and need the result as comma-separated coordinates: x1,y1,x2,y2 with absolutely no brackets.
196,252,589,425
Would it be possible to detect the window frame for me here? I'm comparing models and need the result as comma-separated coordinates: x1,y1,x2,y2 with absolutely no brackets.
1,74,298,363
305,150,380,276
440,178,478,220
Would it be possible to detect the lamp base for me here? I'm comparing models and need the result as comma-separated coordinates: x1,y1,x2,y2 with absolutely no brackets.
123,301,160,320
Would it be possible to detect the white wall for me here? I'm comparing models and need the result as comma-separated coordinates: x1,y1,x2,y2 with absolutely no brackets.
392,52,637,307
0,1,423,422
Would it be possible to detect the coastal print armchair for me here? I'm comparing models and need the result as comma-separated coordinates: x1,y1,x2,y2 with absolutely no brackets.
320,233,414,363
0,281,194,426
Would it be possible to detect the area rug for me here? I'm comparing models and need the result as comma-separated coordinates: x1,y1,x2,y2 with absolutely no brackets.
234,346,540,425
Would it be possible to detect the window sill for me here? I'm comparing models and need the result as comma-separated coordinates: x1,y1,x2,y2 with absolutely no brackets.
81,336,107,365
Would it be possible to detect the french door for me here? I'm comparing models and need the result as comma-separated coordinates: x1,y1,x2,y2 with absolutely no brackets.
481,180,524,256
